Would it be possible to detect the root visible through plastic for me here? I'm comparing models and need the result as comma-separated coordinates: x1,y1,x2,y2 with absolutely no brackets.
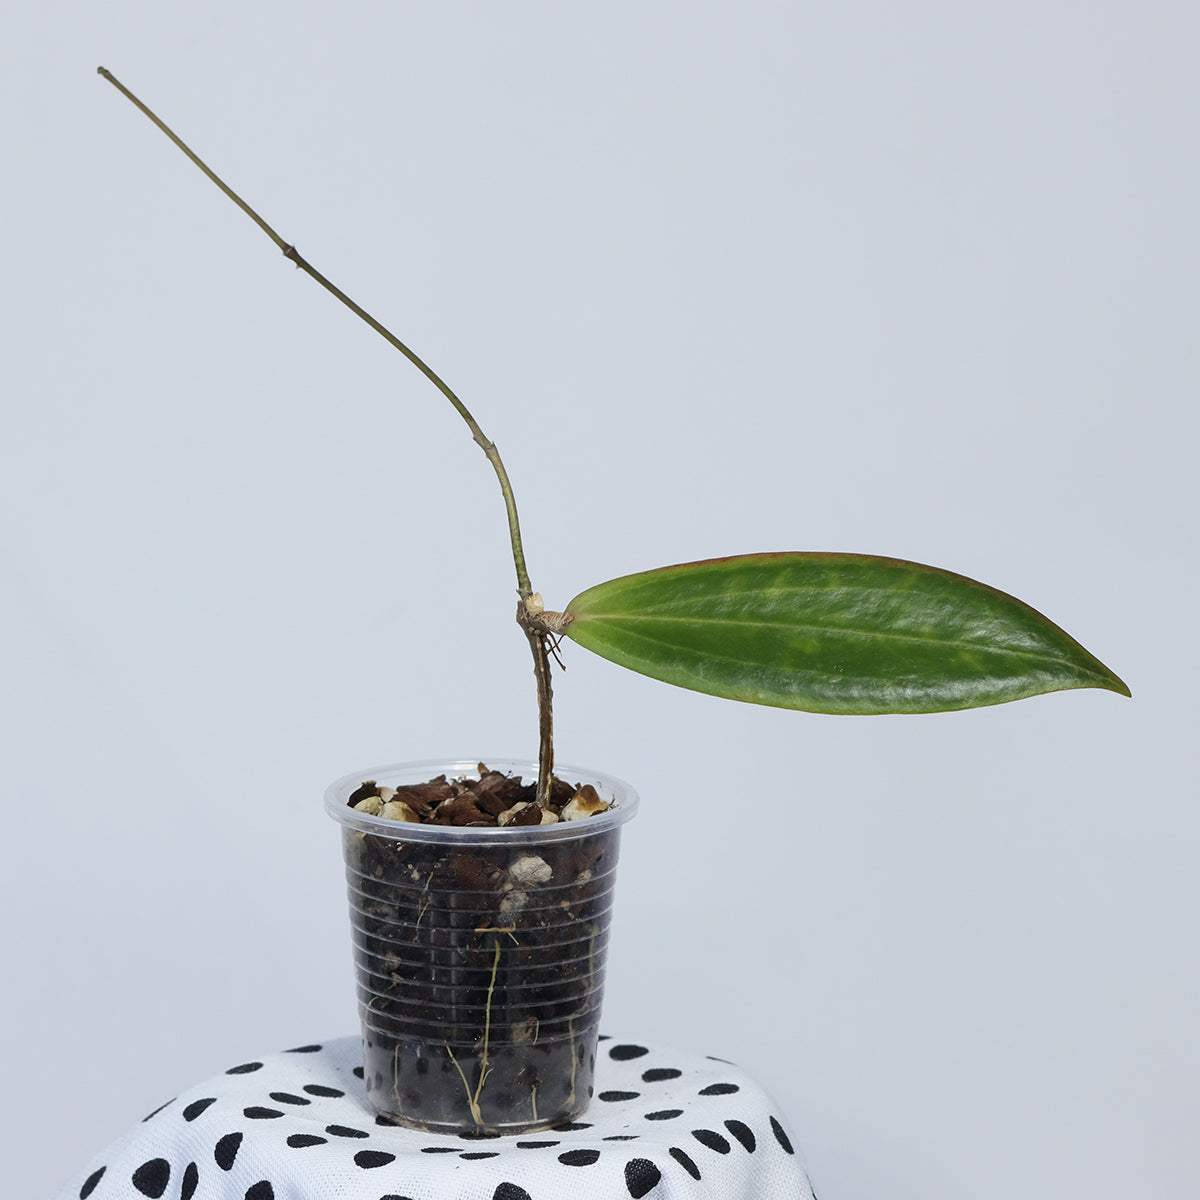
446,936,503,1127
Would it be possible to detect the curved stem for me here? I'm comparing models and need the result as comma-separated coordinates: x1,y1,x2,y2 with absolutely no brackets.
98,67,555,791
277,242,533,599
97,67,533,601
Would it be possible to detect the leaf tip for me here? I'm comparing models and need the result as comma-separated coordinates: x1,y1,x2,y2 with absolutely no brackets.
1079,659,1130,700
1108,673,1132,699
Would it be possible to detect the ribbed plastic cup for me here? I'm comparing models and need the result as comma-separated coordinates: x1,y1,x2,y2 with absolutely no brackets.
325,759,638,1134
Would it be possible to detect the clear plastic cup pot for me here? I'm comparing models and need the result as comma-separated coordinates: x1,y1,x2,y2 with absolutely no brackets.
325,759,638,1134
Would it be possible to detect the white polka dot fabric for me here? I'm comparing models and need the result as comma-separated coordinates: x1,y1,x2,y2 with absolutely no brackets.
56,1035,818,1199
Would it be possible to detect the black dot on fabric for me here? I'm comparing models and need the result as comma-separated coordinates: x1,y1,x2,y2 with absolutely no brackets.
515,1140,559,1149
80,1166,106,1198
624,1157,662,1199
420,1147,460,1154
327,1124,370,1138
706,1055,735,1064
724,1119,756,1152
603,1135,638,1141
692,1128,731,1154
551,1122,592,1131
669,1146,701,1180
642,1067,682,1082
493,1186,533,1200
645,1109,683,1121
285,1043,323,1053
180,1162,198,1200
131,1157,170,1198
354,1150,396,1168
599,1090,640,1101
244,1183,274,1200
770,1115,795,1154
215,1132,243,1170
353,1066,365,1079
460,1152,500,1160
558,1149,601,1166
286,1134,328,1148
699,1082,739,1096
303,1084,345,1098
183,1097,217,1121
141,1099,174,1122
379,1196,418,1200
608,1043,649,1061
269,1091,311,1106
243,1107,284,1120
226,1061,263,1075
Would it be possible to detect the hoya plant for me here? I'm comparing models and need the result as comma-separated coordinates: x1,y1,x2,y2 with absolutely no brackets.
99,68,1129,806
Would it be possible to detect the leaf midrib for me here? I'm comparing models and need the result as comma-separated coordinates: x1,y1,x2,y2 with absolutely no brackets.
572,609,1066,662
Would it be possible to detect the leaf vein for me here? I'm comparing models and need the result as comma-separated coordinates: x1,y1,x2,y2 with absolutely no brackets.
576,613,1069,664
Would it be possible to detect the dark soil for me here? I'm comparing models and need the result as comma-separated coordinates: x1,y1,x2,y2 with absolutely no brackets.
346,765,610,828
341,766,622,1133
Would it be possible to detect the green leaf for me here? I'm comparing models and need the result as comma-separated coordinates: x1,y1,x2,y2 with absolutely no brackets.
564,553,1129,714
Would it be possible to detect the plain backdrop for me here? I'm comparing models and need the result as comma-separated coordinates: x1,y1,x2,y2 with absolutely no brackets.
2,4,1195,1198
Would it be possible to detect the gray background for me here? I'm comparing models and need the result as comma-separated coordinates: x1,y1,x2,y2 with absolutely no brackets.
2,4,1195,1198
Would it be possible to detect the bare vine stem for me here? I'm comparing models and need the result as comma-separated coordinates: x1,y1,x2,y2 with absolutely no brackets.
98,67,562,801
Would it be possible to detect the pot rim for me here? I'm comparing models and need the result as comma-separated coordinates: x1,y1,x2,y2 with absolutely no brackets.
324,757,639,843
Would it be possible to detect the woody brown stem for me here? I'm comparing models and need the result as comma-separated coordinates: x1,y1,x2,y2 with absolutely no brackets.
98,66,560,786
517,600,560,805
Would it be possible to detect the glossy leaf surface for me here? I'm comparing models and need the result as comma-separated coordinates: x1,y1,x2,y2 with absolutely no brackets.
564,553,1128,714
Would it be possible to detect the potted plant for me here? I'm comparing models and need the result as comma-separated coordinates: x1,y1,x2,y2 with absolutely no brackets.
97,68,1128,1135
